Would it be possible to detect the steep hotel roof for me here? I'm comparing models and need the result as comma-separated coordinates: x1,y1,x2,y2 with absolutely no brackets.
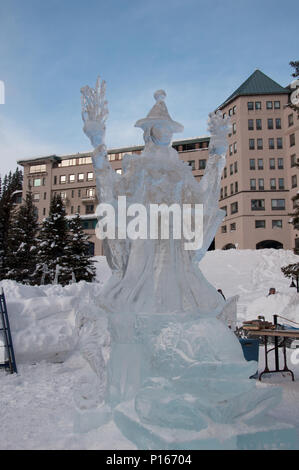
218,69,289,109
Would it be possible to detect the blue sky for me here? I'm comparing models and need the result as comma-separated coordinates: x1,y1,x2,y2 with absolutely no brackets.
0,0,298,176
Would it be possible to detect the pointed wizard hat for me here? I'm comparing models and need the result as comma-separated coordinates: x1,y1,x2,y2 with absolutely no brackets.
135,90,184,133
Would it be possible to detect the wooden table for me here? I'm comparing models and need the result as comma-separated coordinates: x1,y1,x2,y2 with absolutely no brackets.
248,329,299,381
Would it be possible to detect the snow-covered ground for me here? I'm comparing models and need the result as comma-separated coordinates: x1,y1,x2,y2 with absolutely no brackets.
0,249,298,449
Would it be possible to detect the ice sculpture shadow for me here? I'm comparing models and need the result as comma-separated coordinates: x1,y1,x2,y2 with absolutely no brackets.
74,78,298,450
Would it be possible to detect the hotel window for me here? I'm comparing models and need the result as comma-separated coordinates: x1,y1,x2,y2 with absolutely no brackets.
78,173,84,181
235,182,238,193
257,138,263,150
221,206,227,216
230,183,233,195
29,164,47,174
224,186,227,197
234,161,238,173
232,123,236,134
288,114,294,127
249,159,255,170
277,138,283,149
247,102,254,110
229,144,233,155
78,156,92,165
277,158,284,169
258,159,263,170
255,101,261,110
223,112,226,119
86,188,94,197
275,118,281,129
271,199,285,210
86,205,94,215
224,167,227,178
199,159,206,170
272,220,282,228
188,160,195,170
267,118,273,130
221,225,227,233
274,101,280,109
233,106,236,114
269,158,275,169
256,119,262,130
78,189,81,197
231,202,238,214
87,172,94,180
220,188,223,199
43,208,46,216
43,192,46,200
33,193,40,201
69,174,75,183
34,178,41,187
60,175,66,184
77,205,81,213
71,206,74,214
230,164,233,175
248,119,254,130
54,176,57,185
291,154,297,167
251,199,265,211
278,178,284,190
292,175,297,188
71,190,74,198
249,139,255,150
258,178,264,190
290,133,295,147
60,192,66,200
255,220,266,228
230,223,236,231
270,178,276,190
250,179,256,190
229,108,233,116
269,138,274,149
266,101,273,109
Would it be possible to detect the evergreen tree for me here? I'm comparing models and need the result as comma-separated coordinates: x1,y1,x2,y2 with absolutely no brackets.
5,190,39,283
66,214,96,283
281,62,299,288
0,168,23,279
290,60,299,116
33,194,72,286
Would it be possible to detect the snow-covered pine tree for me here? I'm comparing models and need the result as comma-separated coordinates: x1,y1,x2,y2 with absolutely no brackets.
66,214,96,282
33,193,72,286
5,190,39,283
289,60,299,116
281,60,299,287
0,168,23,279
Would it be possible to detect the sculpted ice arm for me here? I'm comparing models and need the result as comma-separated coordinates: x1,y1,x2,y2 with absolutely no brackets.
81,77,116,203
194,111,231,261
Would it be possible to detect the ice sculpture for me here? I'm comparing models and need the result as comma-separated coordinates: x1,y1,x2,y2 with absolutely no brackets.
76,77,298,449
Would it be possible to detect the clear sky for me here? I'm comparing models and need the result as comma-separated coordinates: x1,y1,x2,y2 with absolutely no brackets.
0,0,298,176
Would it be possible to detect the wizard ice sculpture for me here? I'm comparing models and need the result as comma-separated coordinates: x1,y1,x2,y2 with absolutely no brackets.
76,77,296,450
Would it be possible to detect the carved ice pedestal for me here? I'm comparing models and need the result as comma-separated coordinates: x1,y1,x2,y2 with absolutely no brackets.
107,312,298,449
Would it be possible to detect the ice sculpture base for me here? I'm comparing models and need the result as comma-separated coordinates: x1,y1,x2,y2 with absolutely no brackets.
114,400,298,450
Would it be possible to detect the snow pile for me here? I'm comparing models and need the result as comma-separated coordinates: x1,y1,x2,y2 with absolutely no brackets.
0,257,111,364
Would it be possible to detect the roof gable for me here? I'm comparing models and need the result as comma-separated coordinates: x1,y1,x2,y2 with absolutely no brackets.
219,69,289,109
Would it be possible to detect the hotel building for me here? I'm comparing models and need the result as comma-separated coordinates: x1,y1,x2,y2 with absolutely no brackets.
18,70,299,255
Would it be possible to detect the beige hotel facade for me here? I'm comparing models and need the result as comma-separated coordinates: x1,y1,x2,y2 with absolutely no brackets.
17,70,299,256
